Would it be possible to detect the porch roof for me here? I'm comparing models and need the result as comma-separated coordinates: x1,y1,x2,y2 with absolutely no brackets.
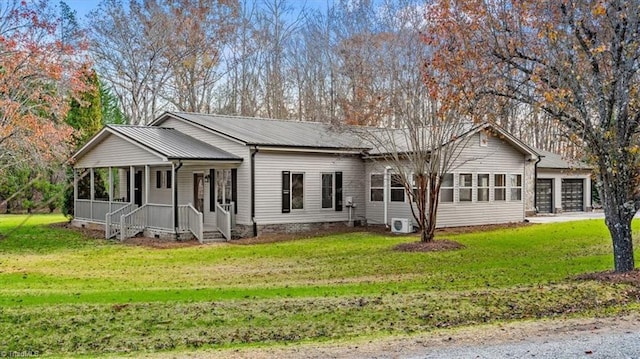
72,125,242,166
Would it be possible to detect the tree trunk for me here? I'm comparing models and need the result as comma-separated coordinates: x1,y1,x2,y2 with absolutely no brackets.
601,173,636,273
421,176,440,243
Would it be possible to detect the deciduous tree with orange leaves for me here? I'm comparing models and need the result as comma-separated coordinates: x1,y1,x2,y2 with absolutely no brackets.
0,0,89,168
424,0,640,272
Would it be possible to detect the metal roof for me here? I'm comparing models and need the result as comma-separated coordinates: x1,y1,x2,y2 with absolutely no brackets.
108,125,242,160
537,149,591,169
166,112,367,150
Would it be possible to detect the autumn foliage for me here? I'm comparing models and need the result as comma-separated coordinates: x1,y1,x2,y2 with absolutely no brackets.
424,0,640,272
0,0,90,167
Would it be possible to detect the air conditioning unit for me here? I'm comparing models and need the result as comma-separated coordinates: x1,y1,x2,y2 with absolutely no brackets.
391,218,412,234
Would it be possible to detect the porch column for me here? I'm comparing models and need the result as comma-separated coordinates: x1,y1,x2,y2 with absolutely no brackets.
90,168,95,220
145,165,150,204
73,168,78,216
108,167,113,213
171,162,176,230
129,166,135,205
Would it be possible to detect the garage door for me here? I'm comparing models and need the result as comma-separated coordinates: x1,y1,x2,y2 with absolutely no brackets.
536,179,553,213
562,179,584,212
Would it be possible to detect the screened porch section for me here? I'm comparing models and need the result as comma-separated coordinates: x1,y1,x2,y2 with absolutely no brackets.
73,165,238,242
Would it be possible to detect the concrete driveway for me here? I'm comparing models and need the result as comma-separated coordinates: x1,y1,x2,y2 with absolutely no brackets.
526,211,605,223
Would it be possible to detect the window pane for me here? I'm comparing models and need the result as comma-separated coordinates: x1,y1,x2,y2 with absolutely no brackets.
371,174,383,188
478,188,489,201
477,174,489,187
510,174,522,187
322,174,333,208
390,188,405,202
292,173,304,209
442,173,453,187
166,170,172,189
495,188,506,201
391,174,404,188
370,188,383,201
511,188,522,201
459,188,472,201
494,174,505,187
440,188,453,202
459,173,472,187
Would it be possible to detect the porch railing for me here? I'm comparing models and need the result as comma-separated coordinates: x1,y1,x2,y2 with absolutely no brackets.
120,205,147,240
105,203,136,239
178,204,203,242
216,203,232,240
75,199,112,223
219,202,236,228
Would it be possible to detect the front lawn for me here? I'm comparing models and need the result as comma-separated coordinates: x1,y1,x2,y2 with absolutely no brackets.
0,214,639,357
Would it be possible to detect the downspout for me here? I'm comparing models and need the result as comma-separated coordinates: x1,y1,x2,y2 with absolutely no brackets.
384,166,391,228
251,147,259,237
533,155,542,213
173,160,183,236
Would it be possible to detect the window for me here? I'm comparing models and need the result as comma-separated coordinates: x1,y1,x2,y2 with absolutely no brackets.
390,174,405,202
459,173,472,202
510,174,522,201
440,173,454,203
321,173,333,209
166,170,172,189
291,173,304,209
370,174,384,201
412,174,424,203
477,174,490,202
216,169,233,204
156,171,162,189
494,174,506,201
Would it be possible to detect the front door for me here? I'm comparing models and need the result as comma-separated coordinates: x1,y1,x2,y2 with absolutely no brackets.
193,173,204,212
126,170,143,206
536,179,553,213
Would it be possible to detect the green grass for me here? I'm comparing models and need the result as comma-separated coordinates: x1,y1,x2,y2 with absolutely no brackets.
0,214,639,357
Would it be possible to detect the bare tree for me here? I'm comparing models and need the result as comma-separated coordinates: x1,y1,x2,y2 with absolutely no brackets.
426,0,640,272
89,0,169,125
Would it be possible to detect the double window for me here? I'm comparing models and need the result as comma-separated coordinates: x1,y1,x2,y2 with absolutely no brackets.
369,173,406,202
282,171,342,212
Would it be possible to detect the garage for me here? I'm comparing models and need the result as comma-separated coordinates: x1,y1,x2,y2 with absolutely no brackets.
536,179,553,213
561,179,584,212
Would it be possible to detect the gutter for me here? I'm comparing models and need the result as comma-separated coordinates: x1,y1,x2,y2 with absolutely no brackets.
173,160,183,235
384,166,391,228
251,147,259,236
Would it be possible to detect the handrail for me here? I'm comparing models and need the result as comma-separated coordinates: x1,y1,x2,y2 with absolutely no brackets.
216,203,231,241
120,205,147,241
105,203,136,239
178,204,203,242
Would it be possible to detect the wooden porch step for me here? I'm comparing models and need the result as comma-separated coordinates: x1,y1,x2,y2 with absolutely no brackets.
201,230,226,243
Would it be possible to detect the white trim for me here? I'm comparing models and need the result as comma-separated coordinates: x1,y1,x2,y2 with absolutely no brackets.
256,146,364,155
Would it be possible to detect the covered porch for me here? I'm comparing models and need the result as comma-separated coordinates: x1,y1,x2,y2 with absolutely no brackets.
70,125,243,242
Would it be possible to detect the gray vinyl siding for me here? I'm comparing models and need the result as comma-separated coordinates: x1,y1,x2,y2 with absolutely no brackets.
160,117,251,225
365,133,529,228
254,151,366,224
75,134,163,168
148,166,173,205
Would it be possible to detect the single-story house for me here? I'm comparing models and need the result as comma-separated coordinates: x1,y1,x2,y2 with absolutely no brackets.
535,150,592,213
69,112,587,242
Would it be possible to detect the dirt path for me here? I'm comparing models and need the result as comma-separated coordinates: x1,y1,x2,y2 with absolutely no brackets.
147,314,640,358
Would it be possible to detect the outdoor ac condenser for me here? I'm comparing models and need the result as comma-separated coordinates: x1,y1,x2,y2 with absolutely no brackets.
391,218,412,234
